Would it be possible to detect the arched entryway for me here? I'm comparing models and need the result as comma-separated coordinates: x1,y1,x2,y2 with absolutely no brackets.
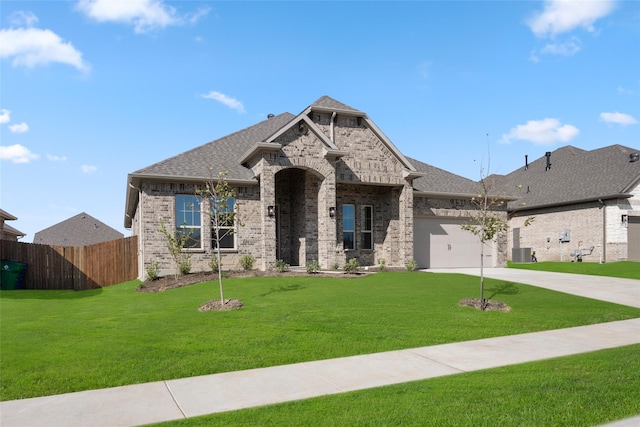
274,168,321,267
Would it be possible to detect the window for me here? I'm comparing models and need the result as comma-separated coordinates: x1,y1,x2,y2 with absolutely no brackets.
343,204,355,250
212,197,236,249
175,195,202,249
362,205,373,250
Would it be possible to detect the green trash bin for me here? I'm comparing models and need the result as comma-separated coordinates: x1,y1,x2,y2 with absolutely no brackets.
1,260,27,290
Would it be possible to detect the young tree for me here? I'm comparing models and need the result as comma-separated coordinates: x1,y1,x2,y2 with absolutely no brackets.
197,171,238,305
158,218,193,280
461,176,508,311
462,140,534,310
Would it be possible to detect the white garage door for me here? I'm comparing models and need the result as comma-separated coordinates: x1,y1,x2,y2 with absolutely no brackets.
414,217,485,269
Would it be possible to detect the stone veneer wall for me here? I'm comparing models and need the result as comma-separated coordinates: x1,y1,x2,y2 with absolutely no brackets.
136,181,263,277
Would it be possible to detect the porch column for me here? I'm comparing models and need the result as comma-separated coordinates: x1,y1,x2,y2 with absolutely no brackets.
260,167,277,270
399,180,414,265
318,168,337,270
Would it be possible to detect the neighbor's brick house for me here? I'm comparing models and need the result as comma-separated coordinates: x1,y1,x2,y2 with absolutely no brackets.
125,96,508,277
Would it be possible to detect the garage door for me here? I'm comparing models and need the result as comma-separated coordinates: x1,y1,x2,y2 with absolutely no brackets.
628,215,640,262
414,217,485,269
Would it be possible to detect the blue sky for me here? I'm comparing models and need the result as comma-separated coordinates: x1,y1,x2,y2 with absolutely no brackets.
1,0,639,242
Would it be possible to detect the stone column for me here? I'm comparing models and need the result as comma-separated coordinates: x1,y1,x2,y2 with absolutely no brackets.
398,180,414,265
260,163,277,270
318,165,337,269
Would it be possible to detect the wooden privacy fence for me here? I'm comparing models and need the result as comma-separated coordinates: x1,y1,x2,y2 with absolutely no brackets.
0,236,138,291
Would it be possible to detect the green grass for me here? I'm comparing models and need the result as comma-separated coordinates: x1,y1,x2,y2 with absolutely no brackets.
154,344,640,427
2,272,639,401
508,260,640,279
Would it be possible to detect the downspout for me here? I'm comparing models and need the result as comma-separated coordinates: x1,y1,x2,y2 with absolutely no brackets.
139,186,144,278
330,111,336,143
599,199,606,263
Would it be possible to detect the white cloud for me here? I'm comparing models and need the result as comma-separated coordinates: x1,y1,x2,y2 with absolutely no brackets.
76,0,209,33
81,164,98,173
0,144,39,163
617,85,634,95
600,111,638,126
47,154,68,162
528,0,615,38
200,91,246,114
9,122,29,133
501,118,580,145
0,109,10,124
9,11,39,27
0,27,89,72
540,37,581,56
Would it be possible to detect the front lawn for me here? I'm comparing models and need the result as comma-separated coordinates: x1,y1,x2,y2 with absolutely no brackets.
2,272,639,401
155,344,640,427
508,260,640,279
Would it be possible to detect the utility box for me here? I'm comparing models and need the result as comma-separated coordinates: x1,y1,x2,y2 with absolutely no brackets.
512,247,532,263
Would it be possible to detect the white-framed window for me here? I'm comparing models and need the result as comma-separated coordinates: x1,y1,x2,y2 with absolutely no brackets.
175,195,202,249
362,205,373,250
212,197,236,249
343,204,355,250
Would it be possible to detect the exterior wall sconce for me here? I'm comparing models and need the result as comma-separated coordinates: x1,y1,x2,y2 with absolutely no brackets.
267,206,276,217
329,207,336,218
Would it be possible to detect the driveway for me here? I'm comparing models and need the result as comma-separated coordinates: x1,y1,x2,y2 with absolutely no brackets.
426,267,640,308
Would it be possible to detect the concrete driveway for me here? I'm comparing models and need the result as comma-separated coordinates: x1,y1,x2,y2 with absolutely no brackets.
426,267,640,308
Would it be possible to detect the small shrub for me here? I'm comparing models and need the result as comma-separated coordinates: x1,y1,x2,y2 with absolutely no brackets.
239,254,255,271
179,259,191,275
275,259,290,273
343,257,360,274
377,258,386,271
209,255,219,273
406,259,418,271
332,262,340,270
146,261,160,281
306,258,320,274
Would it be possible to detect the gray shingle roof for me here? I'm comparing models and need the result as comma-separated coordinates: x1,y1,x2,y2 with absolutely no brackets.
310,95,360,112
409,157,482,196
498,145,640,210
34,212,124,246
133,112,295,181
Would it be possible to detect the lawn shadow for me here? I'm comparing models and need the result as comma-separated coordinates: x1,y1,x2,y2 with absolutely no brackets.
486,281,520,300
259,284,305,297
0,287,104,300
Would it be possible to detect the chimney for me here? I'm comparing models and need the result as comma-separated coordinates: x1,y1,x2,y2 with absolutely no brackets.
525,154,529,171
545,151,551,171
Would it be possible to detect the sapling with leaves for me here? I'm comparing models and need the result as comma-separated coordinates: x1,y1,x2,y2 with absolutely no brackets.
197,171,239,306
158,218,194,280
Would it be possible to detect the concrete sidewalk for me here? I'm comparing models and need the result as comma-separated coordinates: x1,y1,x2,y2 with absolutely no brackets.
2,269,639,427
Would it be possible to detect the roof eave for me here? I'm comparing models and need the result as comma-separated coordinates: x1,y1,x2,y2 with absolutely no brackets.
124,173,258,228
238,142,282,165
414,189,518,201
509,193,633,213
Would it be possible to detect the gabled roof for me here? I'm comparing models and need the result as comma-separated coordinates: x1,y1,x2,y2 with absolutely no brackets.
1,209,18,221
498,144,640,211
409,157,482,197
34,212,123,246
2,223,25,239
126,96,424,227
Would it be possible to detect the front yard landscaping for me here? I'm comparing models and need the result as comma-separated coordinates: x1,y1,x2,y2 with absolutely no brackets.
508,260,640,279
2,271,639,402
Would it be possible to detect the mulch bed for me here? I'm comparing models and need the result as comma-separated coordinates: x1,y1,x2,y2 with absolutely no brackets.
459,298,511,312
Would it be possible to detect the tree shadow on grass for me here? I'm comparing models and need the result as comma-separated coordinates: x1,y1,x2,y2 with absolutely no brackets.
259,284,305,297
486,281,520,300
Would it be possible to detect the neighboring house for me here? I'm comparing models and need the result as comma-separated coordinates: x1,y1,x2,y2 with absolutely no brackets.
498,145,640,262
34,212,124,246
0,209,26,241
125,96,507,278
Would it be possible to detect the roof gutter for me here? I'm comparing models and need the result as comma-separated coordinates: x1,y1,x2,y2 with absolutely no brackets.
508,193,632,213
413,189,518,201
124,173,258,228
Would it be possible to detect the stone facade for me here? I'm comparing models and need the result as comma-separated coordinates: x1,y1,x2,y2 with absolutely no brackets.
131,110,425,277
